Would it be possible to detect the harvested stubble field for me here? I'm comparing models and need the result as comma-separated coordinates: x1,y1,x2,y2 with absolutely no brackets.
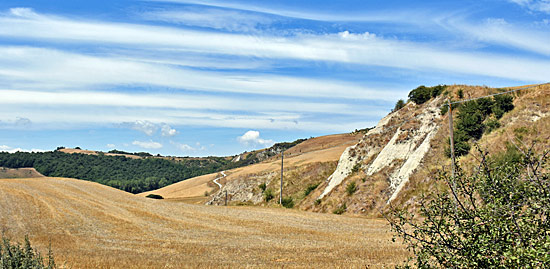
0,177,407,268
141,133,362,200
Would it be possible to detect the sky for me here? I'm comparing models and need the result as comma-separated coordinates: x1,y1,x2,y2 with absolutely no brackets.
0,0,549,156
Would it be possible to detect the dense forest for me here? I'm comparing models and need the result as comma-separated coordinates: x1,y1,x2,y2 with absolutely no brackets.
0,151,230,193
0,138,308,194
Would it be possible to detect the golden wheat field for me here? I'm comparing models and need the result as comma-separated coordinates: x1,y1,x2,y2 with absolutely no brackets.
141,133,362,200
0,176,407,268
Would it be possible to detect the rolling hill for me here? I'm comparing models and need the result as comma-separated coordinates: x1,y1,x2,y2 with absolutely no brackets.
139,133,362,204
0,176,406,268
151,84,549,217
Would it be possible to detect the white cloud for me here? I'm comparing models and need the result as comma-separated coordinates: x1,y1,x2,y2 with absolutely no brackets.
237,130,274,147
122,120,158,136
132,140,163,149
445,17,550,56
508,0,550,13
14,117,31,126
106,144,116,148
161,124,178,137
0,10,549,82
171,141,194,152
0,46,392,101
0,145,45,153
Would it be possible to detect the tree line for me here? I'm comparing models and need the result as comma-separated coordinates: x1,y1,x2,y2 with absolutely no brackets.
0,151,229,194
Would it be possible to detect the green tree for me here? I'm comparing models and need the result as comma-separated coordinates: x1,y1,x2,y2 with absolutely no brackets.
393,99,406,112
388,147,550,268
408,86,431,105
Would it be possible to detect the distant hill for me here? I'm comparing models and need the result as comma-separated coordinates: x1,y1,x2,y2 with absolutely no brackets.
0,138,311,194
140,133,363,205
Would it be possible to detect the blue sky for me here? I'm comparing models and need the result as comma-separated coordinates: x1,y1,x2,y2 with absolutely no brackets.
0,0,549,156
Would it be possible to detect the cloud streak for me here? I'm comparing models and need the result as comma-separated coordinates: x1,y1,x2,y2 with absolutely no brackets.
0,9,549,83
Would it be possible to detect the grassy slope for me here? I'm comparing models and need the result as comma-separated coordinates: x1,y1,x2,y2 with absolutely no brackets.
141,133,362,201
0,177,406,268
393,84,550,210
0,167,43,178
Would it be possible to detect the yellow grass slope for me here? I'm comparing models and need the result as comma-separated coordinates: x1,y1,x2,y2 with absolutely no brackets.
0,177,406,268
141,133,362,200
0,167,43,178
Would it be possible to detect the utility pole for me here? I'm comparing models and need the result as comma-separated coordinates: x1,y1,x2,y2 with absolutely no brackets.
448,99,456,179
448,99,459,207
280,150,284,205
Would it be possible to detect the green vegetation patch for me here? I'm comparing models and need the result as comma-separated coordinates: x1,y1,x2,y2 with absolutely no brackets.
281,197,294,208
0,151,229,194
145,194,164,199
448,94,515,157
408,85,447,105
0,235,56,268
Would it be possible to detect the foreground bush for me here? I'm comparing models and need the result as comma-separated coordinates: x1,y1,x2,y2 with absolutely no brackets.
388,146,550,267
0,235,56,268
145,194,164,199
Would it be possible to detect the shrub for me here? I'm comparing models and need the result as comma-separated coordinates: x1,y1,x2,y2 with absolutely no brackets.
346,181,357,196
408,86,432,105
457,89,464,99
408,85,447,105
304,183,319,197
258,182,267,192
0,235,56,268
264,189,274,202
389,147,550,268
314,199,322,206
351,162,361,173
333,203,346,215
484,117,501,133
281,197,294,208
145,194,164,199
449,93,514,157
393,99,405,112
476,97,494,117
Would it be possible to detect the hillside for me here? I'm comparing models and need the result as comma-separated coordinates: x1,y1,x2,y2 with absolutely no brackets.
314,84,550,215
0,176,406,268
0,167,43,178
140,133,362,204
161,84,549,216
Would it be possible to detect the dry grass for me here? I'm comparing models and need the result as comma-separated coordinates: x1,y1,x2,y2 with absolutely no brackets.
139,173,219,199
0,177,407,268
393,84,550,211
146,133,362,200
0,167,43,178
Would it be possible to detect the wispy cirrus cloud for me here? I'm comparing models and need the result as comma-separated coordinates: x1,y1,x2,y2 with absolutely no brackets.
0,9,549,83
142,7,274,32
508,0,550,13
